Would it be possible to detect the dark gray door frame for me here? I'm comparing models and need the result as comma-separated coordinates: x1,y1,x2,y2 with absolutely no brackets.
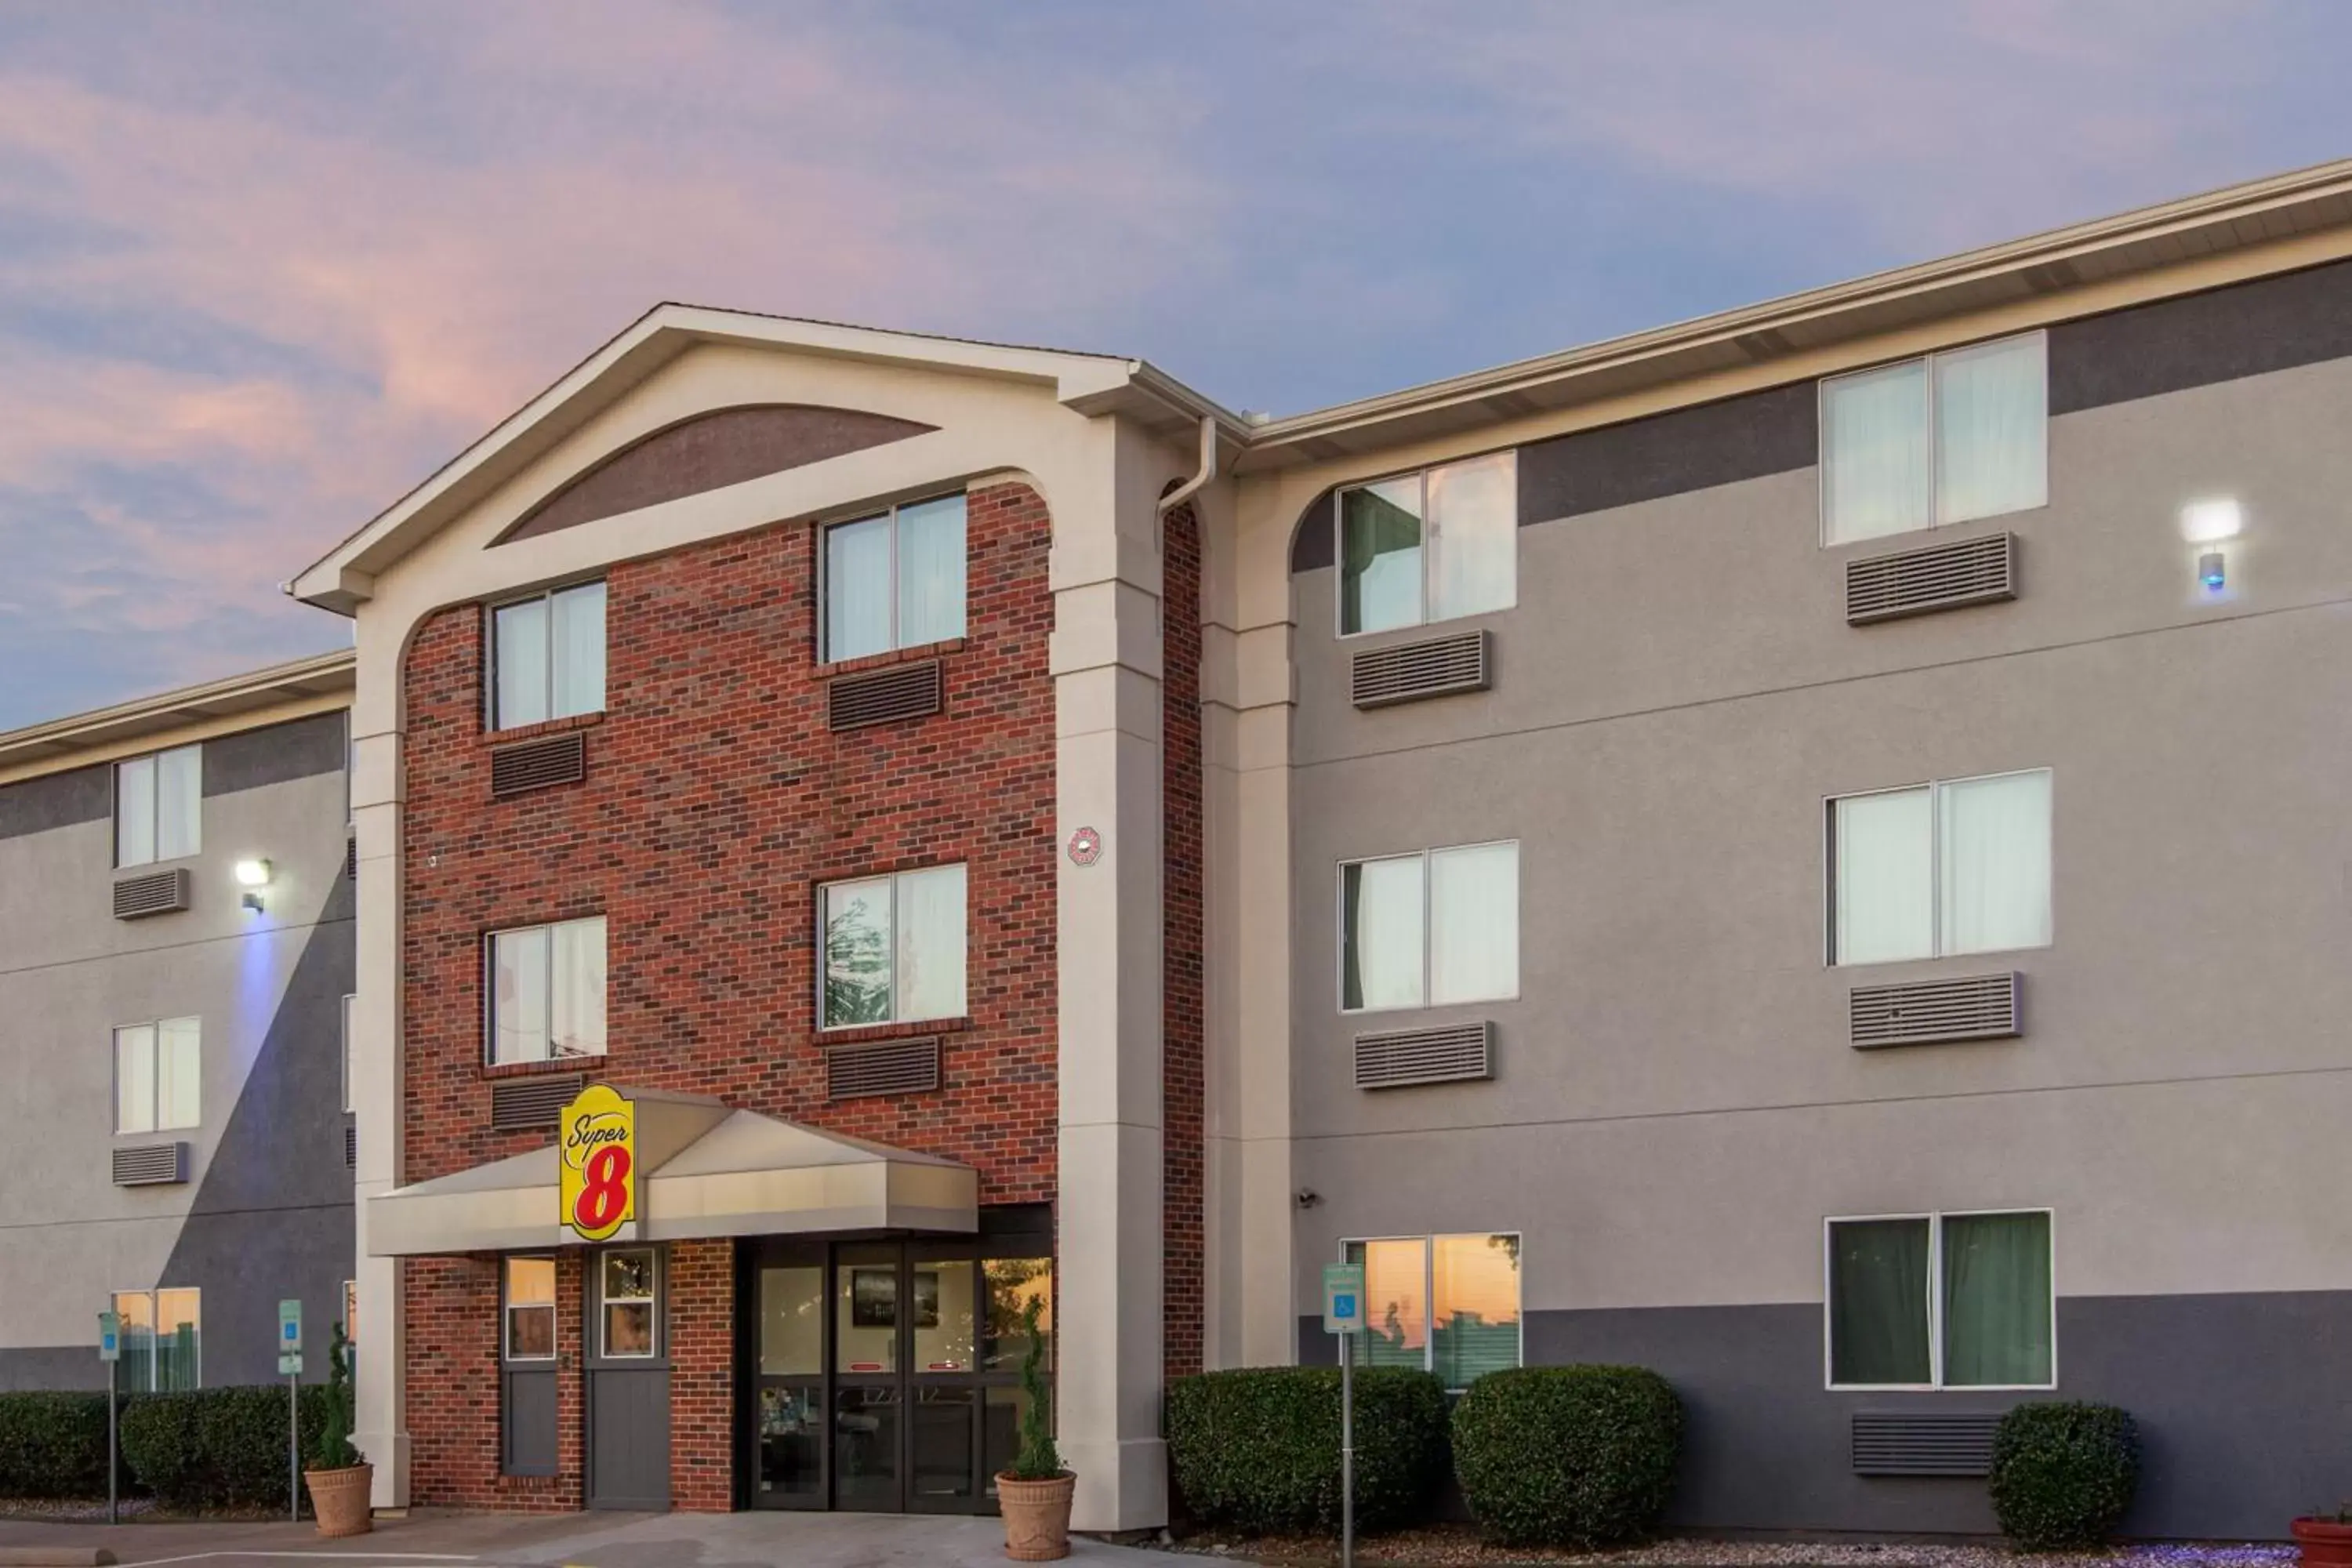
583,1243,671,1511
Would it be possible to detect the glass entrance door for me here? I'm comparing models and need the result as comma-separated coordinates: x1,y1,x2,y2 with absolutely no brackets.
751,1249,825,1510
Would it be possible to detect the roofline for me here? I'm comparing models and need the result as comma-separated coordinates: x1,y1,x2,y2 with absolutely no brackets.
0,648,355,779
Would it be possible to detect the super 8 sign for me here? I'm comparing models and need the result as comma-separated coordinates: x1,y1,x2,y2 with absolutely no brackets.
558,1084,637,1242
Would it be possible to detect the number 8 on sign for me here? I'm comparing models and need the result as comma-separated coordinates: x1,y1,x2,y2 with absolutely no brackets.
574,1145,632,1234
557,1084,637,1242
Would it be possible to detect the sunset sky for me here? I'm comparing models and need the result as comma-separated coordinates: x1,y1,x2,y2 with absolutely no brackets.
3,1,2347,727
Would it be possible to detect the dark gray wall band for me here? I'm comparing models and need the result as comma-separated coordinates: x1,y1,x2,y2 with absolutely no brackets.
201,712,346,798
2049,257,2352,415
0,1345,112,1393
1516,382,1819,528
0,764,110,841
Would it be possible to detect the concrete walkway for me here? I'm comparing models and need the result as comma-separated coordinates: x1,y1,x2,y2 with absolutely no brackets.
0,1508,1185,1567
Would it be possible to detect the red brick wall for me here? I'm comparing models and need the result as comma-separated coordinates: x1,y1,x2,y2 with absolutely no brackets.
397,481,1061,1508
405,1253,585,1512
1161,503,1205,1380
667,1240,733,1511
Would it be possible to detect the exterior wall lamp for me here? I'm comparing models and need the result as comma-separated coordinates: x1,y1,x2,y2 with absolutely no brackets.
234,858,272,912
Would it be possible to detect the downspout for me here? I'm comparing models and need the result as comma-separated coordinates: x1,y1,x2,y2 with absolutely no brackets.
1157,415,1219,515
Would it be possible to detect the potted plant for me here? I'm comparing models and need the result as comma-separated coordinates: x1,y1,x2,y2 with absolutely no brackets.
303,1322,373,1538
2294,1505,2352,1567
995,1297,1074,1562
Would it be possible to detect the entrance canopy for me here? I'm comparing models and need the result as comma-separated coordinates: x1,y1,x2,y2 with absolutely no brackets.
367,1087,978,1256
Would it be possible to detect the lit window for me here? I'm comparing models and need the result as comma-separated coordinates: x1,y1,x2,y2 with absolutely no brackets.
487,916,607,1065
1829,770,2051,965
1340,842,1518,1013
1341,1234,1520,1391
115,745,201,868
601,1250,658,1359
823,494,967,662
819,865,967,1029
114,1018,200,1134
503,1258,556,1361
112,1288,201,1391
492,581,606,730
1820,332,2046,545
1338,452,1515,636
1828,1210,2053,1388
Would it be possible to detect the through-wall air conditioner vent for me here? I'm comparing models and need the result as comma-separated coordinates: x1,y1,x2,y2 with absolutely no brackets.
1846,532,2018,625
1852,1410,2004,1475
112,1142,190,1187
491,1073,586,1131
829,661,943,731
112,868,191,920
1351,630,1490,710
1849,973,2022,1050
827,1037,942,1100
489,731,586,798
1353,1021,1493,1089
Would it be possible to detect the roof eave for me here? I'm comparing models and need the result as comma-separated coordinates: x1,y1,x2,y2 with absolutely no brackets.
0,648,356,772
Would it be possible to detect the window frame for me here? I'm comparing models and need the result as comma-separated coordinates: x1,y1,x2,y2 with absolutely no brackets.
502,1256,558,1363
814,863,969,1031
818,491,969,663
1822,1208,2057,1392
1817,329,2049,548
486,579,608,732
1337,1232,1524,1393
113,1016,201,1134
1331,452,1519,640
481,915,608,1066
1823,768,2053,967
597,1247,660,1361
113,743,202,869
1335,839,1521,1016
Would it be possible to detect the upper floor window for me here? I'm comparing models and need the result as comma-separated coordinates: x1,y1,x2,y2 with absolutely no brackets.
115,745,201,867
1342,1233,1521,1391
823,494,967,662
1341,841,1518,1013
492,581,606,730
113,1288,201,1391
821,864,967,1029
488,916,607,1065
1338,452,1516,637
1829,769,2050,966
115,1017,200,1134
1828,1210,2053,1389
1820,332,2047,546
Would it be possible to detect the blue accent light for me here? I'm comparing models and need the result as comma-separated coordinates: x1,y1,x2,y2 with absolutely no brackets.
2199,550,2227,590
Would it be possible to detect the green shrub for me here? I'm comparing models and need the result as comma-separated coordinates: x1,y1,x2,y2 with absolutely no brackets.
309,1324,361,1473
1990,1402,2139,1549
0,1392,114,1498
1167,1365,1449,1534
122,1387,328,1513
1450,1366,1681,1547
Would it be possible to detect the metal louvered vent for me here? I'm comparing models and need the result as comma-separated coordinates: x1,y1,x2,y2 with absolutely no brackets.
113,868,191,920
490,731,586,798
344,834,358,880
1351,630,1490,710
1853,1411,2004,1475
343,1124,357,1168
491,1073,585,1131
829,661,943,731
828,1037,942,1100
1354,1021,1493,1089
1850,973,2022,1050
112,1142,189,1187
1846,532,2018,625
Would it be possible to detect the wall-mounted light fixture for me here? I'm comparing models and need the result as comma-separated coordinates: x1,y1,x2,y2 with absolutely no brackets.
2180,499,2243,598
234,858,272,912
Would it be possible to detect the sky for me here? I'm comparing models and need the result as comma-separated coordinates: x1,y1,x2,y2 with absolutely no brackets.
1,0,2347,729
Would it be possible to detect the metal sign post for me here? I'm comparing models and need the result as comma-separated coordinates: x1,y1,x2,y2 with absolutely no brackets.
1323,1263,1366,1568
278,1301,303,1522
96,1312,120,1526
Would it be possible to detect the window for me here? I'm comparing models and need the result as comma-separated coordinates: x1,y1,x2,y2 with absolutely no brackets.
114,745,201,867
822,494,967,662
1827,1210,2053,1388
601,1250,658,1359
1829,770,2050,965
487,916,607,1065
114,1018,200,1134
503,1257,556,1360
1820,332,2047,545
491,580,606,730
1337,452,1515,636
1341,1234,1520,1391
1340,841,1518,1013
340,993,356,1115
820,864,967,1029
112,1289,201,1391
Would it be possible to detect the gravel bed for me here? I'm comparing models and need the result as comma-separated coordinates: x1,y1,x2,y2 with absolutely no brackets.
1155,1525,2299,1568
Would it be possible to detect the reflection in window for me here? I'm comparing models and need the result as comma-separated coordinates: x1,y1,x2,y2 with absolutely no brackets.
1345,1233,1521,1392
504,1258,556,1360
821,865,967,1028
601,1250,656,1359
1338,453,1515,635
982,1257,1052,1372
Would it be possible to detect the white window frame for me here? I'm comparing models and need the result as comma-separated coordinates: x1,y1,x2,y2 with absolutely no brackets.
488,579,607,731
598,1247,659,1360
483,916,608,1066
113,1017,201,1134
815,864,968,1031
1821,1208,2057,1392
503,1257,557,1363
1817,329,2049,547
113,743,201,869
818,492,968,662
1337,1232,1525,1392
1336,840,1520,1015
1331,452,1520,640
112,1287,201,1392
1824,768,2053,967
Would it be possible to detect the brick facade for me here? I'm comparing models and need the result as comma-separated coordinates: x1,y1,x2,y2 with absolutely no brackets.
397,481,1060,1508
1160,503,1205,1380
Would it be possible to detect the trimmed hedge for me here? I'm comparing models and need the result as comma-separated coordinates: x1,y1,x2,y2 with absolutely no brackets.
1989,1402,2139,1549
0,1393,114,1498
1167,1366,1449,1533
1451,1366,1682,1547
121,1387,330,1513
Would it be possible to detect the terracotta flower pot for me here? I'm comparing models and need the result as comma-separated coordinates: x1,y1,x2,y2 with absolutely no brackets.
2295,1518,2352,1568
304,1462,374,1538
996,1470,1076,1562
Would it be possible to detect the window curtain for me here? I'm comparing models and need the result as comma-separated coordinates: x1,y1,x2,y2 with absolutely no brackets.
492,926,551,1063
116,757,156,867
896,864,968,1022
1833,788,1933,964
1339,478,1424,635
823,879,893,1025
896,496,967,647
1939,771,2051,956
1342,856,1425,1011
1345,1239,1428,1370
156,1017,201,1130
825,517,894,662
551,583,607,719
1429,843,1517,1004
155,746,201,861
1431,1233,1520,1389
494,597,550,728
1936,335,2046,524
115,1025,157,1133
1943,1210,2052,1386
549,918,607,1058
1823,360,1930,544
1426,453,1516,622
1829,1218,1932,1385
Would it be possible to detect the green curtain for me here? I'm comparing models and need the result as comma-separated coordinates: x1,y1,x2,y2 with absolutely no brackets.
1942,1212,2052,1385
1829,1219,1930,1385
157,1324,198,1392
1338,485,1421,634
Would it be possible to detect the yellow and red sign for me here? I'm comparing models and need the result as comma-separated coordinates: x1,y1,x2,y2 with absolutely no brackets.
557,1084,637,1243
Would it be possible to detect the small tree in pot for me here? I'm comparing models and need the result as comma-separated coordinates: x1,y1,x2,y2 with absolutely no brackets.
303,1323,372,1538
2293,1504,2352,1568
996,1297,1073,1562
